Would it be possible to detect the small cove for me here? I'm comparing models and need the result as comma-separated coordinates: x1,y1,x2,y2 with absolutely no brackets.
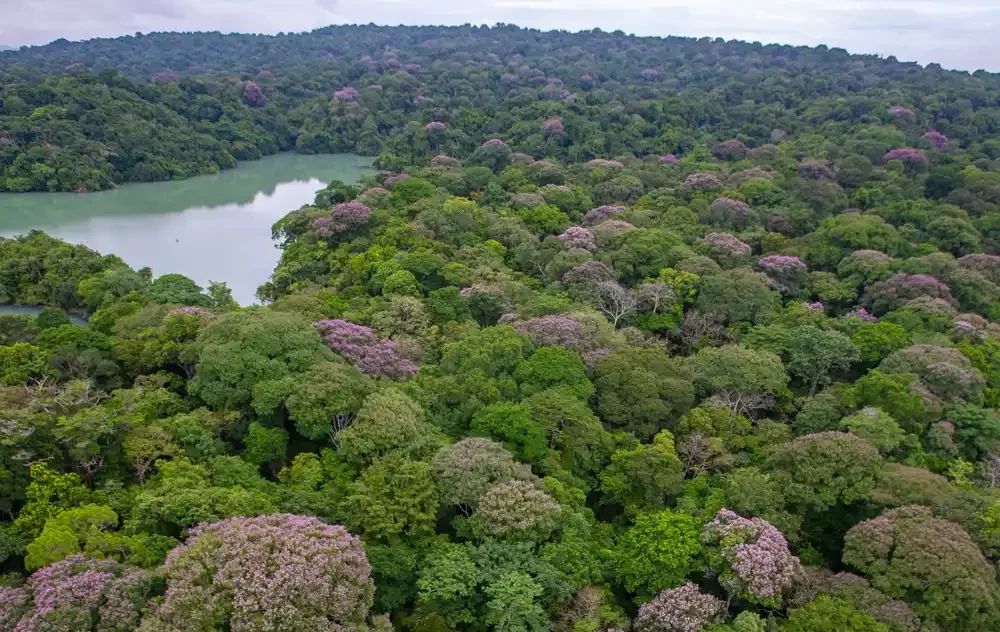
0,153,374,305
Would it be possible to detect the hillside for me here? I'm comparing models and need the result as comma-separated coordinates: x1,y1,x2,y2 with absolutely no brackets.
2,23,1000,632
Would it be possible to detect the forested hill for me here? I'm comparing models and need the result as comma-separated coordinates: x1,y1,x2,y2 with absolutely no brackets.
3,24,1000,192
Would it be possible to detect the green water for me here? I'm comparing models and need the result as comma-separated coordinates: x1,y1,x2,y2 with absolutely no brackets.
0,153,373,305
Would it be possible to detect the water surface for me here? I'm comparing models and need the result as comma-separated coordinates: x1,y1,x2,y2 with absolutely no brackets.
0,153,373,305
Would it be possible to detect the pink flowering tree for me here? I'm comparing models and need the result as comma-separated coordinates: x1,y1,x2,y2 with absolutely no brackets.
432,438,536,514
557,226,597,252
684,173,721,191
313,201,373,239
702,198,752,229
140,514,373,632
922,130,948,149
660,154,680,165
334,86,360,102
634,583,726,632
712,139,750,161
883,148,928,172
424,121,447,134
757,255,808,294
696,232,752,268
889,105,916,123
541,118,564,134
587,159,626,170
511,315,595,351
583,205,627,225
314,319,417,379
470,480,561,540
242,81,267,107
701,509,802,608
862,272,952,314
0,554,153,632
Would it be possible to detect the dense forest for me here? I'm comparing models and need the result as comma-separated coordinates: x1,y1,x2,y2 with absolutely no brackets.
3,22,1000,632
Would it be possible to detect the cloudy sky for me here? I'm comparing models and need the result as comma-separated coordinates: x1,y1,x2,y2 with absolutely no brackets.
1,0,997,72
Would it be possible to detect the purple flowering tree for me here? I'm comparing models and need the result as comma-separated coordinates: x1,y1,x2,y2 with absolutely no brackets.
432,438,536,513
757,255,808,294
587,159,626,170
684,173,722,191
471,480,561,540
242,81,267,108
922,130,948,149
151,71,178,84
541,118,564,134
701,509,802,608
883,148,928,171
862,272,952,314
562,260,618,287
634,583,726,632
424,121,446,133
696,233,752,268
314,319,417,379
142,514,373,632
1,554,153,632
712,139,750,161
660,154,680,165
334,86,360,102
583,205,627,226
557,226,597,252
889,105,916,123
845,307,879,322
703,198,752,229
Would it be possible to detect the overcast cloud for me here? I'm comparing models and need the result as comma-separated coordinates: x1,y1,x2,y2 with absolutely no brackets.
1,0,997,72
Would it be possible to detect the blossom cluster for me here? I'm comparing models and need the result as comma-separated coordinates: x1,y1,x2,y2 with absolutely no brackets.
883,148,927,167
845,307,879,322
314,319,417,379
166,306,217,319
242,81,267,107
583,205,626,225
314,202,373,236
1,554,151,632
890,104,916,122
684,173,721,190
512,315,587,350
923,130,948,148
697,232,752,259
586,159,625,170
712,139,750,161
424,121,447,133
540,118,564,134
757,255,807,293
473,480,560,537
701,509,801,606
146,514,373,632
333,86,360,102
660,154,680,165
557,226,598,252
635,583,726,632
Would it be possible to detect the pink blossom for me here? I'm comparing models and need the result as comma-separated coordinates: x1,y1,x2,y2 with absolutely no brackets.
587,159,625,170
660,154,680,165
684,173,721,190
883,148,927,168
242,81,267,107
424,121,447,133
712,139,750,161
583,205,626,225
806,302,825,312
635,583,725,632
147,515,373,632
701,509,801,606
923,130,948,149
557,226,597,252
890,105,916,122
846,307,879,322
333,86,360,102
315,319,417,379
541,118,564,134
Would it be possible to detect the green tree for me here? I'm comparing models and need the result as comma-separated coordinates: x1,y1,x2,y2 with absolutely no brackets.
787,326,859,395
614,509,701,595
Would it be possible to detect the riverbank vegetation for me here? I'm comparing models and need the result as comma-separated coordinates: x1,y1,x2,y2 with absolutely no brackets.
3,23,1000,632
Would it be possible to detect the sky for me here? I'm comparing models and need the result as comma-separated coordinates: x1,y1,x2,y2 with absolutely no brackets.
0,0,998,72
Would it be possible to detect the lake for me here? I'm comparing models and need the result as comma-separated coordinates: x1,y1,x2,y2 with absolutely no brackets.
0,153,374,305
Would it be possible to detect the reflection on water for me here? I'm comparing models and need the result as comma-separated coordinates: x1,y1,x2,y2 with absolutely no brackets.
0,154,373,305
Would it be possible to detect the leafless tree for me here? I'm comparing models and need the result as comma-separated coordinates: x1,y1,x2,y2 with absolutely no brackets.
592,280,638,327
638,281,676,314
